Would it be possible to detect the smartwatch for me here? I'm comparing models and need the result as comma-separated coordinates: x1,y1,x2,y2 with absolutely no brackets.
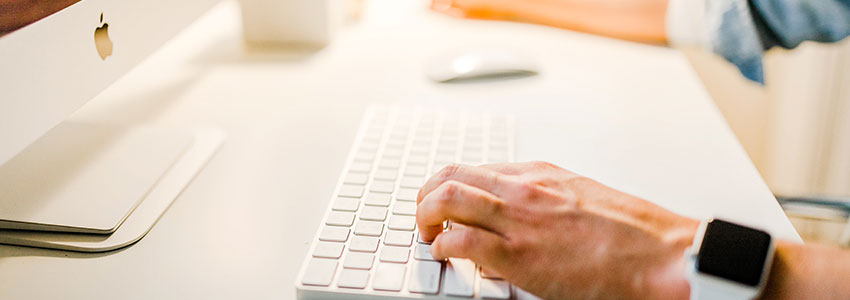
685,218,775,300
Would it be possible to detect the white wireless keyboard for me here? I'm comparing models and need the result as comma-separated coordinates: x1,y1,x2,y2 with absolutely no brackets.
296,106,516,299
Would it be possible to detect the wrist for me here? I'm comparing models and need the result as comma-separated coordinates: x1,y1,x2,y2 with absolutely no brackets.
645,218,700,300
682,219,781,300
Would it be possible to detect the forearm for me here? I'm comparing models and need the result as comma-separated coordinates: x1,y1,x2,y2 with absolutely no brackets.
444,0,669,43
504,0,669,43
760,241,850,299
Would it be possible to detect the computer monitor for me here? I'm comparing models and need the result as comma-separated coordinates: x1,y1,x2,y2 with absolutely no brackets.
0,0,220,166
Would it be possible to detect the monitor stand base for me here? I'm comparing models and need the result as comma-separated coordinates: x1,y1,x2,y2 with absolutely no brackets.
0,124,224,252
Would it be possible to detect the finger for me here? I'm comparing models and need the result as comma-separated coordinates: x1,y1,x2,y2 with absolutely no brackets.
431,224,509,267
416,180,506,242
417,164,513,205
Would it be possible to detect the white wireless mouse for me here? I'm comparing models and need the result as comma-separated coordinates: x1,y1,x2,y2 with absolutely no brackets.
426,48,539,83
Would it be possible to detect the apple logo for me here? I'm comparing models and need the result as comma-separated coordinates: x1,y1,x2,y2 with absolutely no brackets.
94,13,112,60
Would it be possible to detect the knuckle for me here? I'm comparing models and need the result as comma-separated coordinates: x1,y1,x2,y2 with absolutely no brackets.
491,172,504,187
531,160,557,169
504,235,531,256
435,181,461,208
488,197,505,214
458,230,477,251
439,164,462,180
441,180,462,197
516,180,540,198
563,174,593,187
524,176,549,187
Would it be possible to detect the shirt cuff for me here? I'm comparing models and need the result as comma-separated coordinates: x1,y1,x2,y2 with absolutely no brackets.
665,0,707,48
666,0,767,84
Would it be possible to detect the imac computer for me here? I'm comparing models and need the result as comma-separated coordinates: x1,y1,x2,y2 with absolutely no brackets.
0,0,223,251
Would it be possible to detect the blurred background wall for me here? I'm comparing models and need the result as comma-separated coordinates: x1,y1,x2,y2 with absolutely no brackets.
685,40,850,196
683,40,850,245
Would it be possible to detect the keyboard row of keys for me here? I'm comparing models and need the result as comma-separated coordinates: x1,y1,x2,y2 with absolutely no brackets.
304,257,511,298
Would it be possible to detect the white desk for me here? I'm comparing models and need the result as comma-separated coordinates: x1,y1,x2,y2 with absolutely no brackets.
0,1,799,299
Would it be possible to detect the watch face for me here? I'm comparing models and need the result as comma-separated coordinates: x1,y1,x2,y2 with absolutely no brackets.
696,219,772,287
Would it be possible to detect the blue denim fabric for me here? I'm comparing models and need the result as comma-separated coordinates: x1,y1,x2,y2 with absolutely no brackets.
712,0,850,83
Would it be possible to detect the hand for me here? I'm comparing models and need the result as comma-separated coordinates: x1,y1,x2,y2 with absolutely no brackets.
416,162,698,300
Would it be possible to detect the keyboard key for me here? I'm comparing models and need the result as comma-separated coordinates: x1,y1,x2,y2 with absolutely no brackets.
364,193,391,207
463,144,483,152
408,260,442,294
332,198,360,212
326,211,355,227
372,263,406,291
379,246,410,263
343,173,368,185
301,258,338,286
390,132,407,140
444,258,476,297
319,227,350,242
409,147,430,155
388,215,416,231
462,152,482,161
392,202,417,216
338,185,364,198
364,131,382,142
386,140,406,149
384,230,414,247
382,148,404,158
312,242,344,259
360,206,388,221
399,177,424,188
337,269,370,289
465,131,483,140
354,221,384,237
373,169,398,181
435,153,455,163
379,159,402,169
349,236,380,253
404,166,427,176
439,137,458,145
412,140,431,148
489,141,509,151
414,244,437,261
353,151,375,162
396,188,419,202
479,278,511,299
349,162,372,173
370,180,395,194
407,155,428,165
343,252,375,270
360,143,379,153
488,150,508,162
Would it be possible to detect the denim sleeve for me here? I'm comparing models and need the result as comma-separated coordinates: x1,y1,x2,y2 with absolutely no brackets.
711,0,850,83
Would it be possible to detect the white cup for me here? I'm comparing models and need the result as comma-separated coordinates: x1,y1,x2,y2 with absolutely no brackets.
239,0,345,46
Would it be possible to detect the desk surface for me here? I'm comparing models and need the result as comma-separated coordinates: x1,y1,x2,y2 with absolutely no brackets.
0,1,799,299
